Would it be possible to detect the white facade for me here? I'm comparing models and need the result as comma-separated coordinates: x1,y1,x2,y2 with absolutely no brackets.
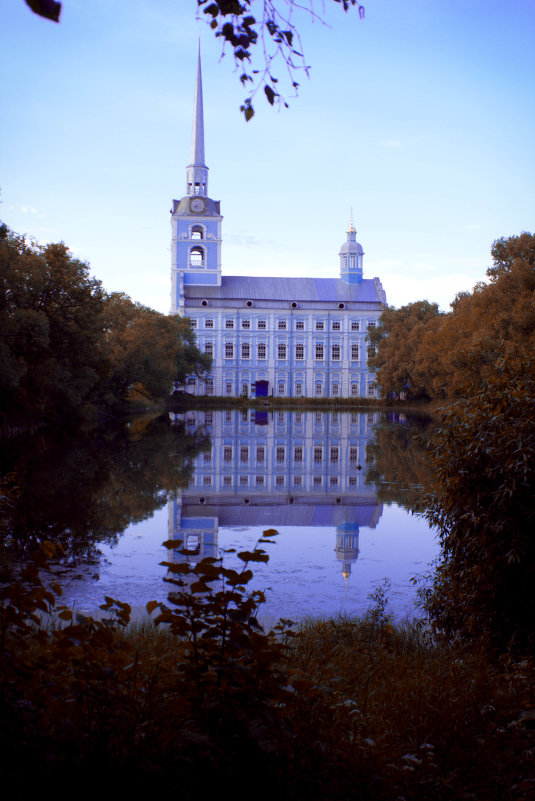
170,54,387,399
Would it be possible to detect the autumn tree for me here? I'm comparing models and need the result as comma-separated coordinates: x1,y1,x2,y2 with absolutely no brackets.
425,233,535,397
367,301,444,400
423,353,535,653
99,293,211,408
370,232,535,402
420,233,535,652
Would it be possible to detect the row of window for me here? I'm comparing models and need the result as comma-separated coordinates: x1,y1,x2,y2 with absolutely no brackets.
190,318,376,331
219,445,360,464
184,410,378,426
187,376,376,398
194,475,362,488
210,342,366,361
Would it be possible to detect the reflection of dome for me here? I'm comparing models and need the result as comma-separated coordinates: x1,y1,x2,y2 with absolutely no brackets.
334,521,360,579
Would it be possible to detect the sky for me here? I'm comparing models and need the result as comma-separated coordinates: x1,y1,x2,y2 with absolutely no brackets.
2,0,534,313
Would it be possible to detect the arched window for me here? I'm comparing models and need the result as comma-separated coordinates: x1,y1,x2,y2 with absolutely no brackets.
191,225,204,240
190,246,204,267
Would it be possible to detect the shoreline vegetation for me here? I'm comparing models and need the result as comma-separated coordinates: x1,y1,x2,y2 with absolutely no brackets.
167,393,435,412
2,539,534,801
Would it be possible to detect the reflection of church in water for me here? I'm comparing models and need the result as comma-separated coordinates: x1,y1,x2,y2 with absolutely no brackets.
168,410,383,580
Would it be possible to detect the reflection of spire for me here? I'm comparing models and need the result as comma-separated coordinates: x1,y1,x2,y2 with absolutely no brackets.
334,521,360,580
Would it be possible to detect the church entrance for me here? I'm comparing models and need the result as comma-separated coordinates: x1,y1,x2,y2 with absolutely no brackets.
254,380,269,398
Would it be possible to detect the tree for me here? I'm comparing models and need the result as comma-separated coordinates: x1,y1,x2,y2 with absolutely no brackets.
420,233,535,653
423,355,535,653
22,0,365,120
100,293,211,407
369,232,535,402
487,230,535,281
0,224,106,425
422,231,535,399
0,224,212,426
367,301,444,400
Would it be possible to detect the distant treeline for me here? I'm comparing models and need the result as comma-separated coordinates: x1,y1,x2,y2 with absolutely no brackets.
0,223,211,428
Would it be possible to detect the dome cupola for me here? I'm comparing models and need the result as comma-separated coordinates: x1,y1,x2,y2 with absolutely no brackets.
339,216,364,284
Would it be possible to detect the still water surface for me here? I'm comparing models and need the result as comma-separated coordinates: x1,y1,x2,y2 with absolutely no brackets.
44,408,439,622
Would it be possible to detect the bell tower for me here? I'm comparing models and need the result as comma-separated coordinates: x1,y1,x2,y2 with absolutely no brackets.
170,46,223,314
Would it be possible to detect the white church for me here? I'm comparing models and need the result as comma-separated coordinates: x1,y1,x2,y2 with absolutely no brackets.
170,53,387,399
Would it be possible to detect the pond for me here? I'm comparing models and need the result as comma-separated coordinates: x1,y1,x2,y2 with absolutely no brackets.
1,408,439,623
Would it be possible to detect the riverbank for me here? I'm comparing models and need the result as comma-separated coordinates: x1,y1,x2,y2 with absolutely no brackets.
167,392,437,414
0,394,437,441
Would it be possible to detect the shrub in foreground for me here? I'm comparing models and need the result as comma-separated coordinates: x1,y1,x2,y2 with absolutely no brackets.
2,541,535,800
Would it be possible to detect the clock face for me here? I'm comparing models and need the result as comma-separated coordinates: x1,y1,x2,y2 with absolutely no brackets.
190,197,206,213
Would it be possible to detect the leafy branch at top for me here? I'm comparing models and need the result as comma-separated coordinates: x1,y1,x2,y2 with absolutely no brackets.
22,0,365,121
198,0,365,120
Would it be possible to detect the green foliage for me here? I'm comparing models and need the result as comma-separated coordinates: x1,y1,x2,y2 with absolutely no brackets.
0,223,210,428
422,354,535,654
0,224,106,425
100,292,211,409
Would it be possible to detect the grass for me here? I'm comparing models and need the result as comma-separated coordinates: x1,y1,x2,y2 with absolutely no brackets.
3,611,535,799
293,616,535,799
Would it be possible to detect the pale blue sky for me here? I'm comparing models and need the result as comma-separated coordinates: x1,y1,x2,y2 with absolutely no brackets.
2,0,534,312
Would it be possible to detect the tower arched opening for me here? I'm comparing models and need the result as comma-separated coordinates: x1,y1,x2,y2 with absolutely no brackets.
190,246,205,267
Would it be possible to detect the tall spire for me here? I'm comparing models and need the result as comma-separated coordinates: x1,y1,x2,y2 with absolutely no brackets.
186,43,208,197
190,42,205,166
